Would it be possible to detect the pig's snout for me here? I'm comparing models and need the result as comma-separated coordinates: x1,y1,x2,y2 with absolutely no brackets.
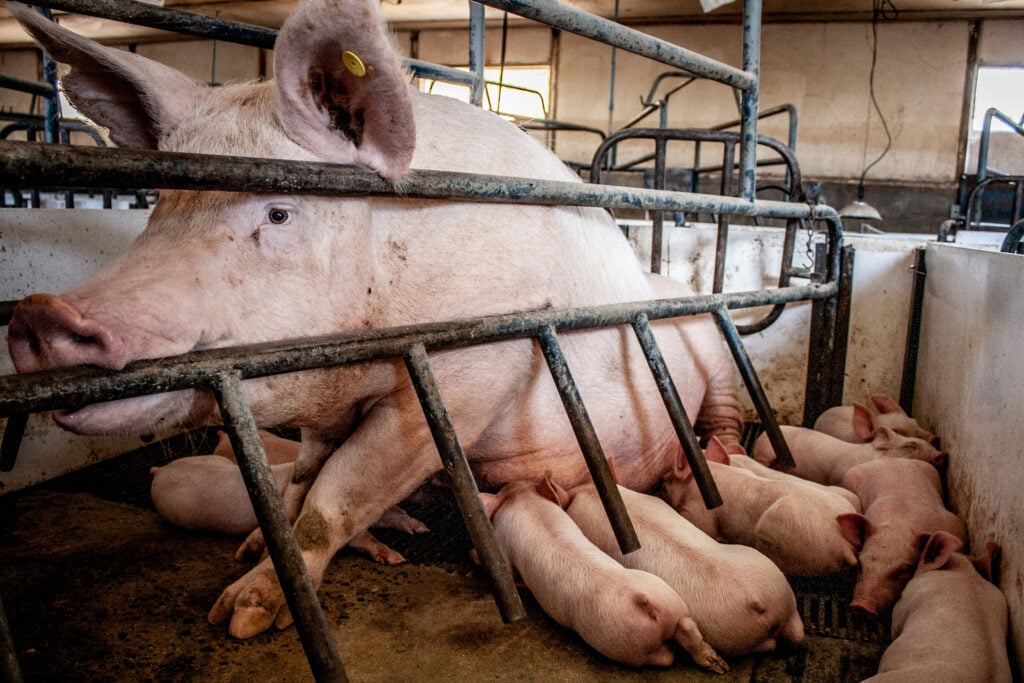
8,294,129,372
849,598,880,618
931,451,948,469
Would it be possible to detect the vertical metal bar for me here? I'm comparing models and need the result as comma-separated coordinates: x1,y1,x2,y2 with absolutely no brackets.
468,2,486,107
210,371,347,683
403,343,526,623
738,0,762,201
831,245,854,407
631,314,722,509
900,248,927,413
713,306,795,469
536,325,640,553
802,241,845,426
0,413,28,472
0,594,23,683
650,137,667,274
713,139,737,293
33,7,60,145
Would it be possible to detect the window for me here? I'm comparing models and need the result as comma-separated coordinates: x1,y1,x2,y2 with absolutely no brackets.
419,65,551,120
971,67,1024,133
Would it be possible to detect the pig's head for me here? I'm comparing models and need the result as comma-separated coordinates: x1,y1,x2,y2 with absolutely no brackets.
840,513,929,618
864,395,940,447
6,0,416,434
869,427,948,470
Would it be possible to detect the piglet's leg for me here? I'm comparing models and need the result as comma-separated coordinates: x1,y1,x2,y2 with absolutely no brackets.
209,400,443,639
347,530,407,565
674,617,729,674
373,506,430,534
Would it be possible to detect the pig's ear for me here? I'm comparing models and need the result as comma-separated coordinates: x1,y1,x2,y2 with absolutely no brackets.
870,425,897,448
916,530,963,574
870,395,904,415
852,403,875,441
7,2,199,149
972,541,1002,584
704,437,731,465
536,475,571,509
273,0,415,180
836,513,869,549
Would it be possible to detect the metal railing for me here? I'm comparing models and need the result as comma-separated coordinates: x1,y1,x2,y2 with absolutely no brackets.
0,1,849,681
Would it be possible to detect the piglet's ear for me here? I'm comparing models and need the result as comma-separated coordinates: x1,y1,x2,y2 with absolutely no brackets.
7,2,199,149
704,437,731,466
851,402,875,441
274,0,415,180
537,473,571,509
916,530,963,574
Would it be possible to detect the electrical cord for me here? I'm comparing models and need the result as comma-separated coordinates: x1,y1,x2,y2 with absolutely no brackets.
857,0,898,198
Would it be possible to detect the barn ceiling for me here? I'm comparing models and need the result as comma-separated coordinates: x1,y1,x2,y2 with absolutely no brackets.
1,0,1023,47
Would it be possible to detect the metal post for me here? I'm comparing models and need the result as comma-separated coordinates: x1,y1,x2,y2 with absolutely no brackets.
650,137,667,274
468,2,486,107
738,0,762,201
403,343,525,623
713,306,795,469
631,314,721,508
210,371,347,683
803,242,850,426
0,414,27,472
536,325,640,554
34,6,60,145
900,248,927,413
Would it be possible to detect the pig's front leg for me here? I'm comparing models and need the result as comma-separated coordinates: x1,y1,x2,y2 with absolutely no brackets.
208,402,443,639
234,435,338,561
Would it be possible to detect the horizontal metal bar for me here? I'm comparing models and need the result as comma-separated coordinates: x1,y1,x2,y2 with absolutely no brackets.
30,0,277,47
0,141,839,222
0,74,55,98
0,284,837,418
475,0,755,91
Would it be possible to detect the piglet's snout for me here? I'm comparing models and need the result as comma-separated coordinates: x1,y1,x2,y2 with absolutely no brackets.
8,293,129,372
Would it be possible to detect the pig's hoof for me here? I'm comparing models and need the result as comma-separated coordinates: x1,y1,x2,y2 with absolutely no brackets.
696,646,730,674
348,530,408,565
235,528,267,562
208,563,287,639
374,506,430,535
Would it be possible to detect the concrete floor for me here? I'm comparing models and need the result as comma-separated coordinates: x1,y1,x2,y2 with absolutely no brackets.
0,436,890,682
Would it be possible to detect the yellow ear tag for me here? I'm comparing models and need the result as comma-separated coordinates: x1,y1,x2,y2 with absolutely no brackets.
342,50,367,77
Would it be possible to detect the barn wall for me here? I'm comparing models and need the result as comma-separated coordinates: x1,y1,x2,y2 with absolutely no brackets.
913,243,1024,677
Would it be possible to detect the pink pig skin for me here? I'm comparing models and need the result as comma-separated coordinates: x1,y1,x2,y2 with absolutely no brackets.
150,455,428,565
838,458,967,617
865,532,1011,682
5,0,745,639
565,483,804,657
661,439,861,576
813,395,939,447
480,478,728,672
753,425,947,487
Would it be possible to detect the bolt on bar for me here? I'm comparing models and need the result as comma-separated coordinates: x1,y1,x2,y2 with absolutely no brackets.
210,371,347,683
403,343,525,623
536,325,640,553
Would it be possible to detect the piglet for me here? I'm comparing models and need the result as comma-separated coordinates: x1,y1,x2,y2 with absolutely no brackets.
864,532,1011,682
753,425,947,487
813,395,939,447
212,428,302,465
837,458,967,617
150,455,427,565
726,451,861,512
480,478,728,672
661,438,861,576
565,483,804,657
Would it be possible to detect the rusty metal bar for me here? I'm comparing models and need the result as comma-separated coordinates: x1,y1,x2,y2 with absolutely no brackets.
402,343,525,623
0,284,838,419
210,371,347,683
0,594,22,683
900,248,927,413
803,241,849,426
535,325,639,554
631,313,722,509
0,141,840,224
713,306,795,470
0,414,28,472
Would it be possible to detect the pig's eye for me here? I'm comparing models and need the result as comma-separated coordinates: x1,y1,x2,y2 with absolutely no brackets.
267,208,290,225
